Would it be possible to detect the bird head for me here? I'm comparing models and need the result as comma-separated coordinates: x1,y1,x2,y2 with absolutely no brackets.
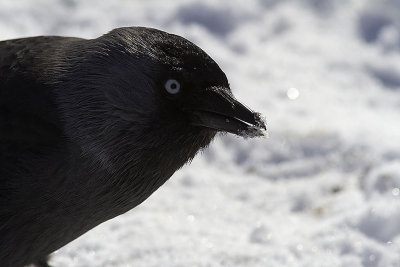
99,27,266,138
58,27,266,170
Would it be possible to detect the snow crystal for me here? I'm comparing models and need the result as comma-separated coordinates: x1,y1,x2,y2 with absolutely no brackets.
287,87,299,100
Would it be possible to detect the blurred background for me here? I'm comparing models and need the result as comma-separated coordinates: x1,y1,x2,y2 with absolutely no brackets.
2,0,400,266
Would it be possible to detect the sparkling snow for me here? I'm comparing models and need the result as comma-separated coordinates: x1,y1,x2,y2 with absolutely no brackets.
2,0,400,266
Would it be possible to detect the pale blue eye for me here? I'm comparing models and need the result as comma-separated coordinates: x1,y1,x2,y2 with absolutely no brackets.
165,79,180,94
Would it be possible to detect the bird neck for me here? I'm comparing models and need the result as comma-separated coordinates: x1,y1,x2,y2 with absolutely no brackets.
81,126,215,215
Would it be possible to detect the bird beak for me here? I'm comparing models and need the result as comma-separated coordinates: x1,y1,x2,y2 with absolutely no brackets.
185,88,267,138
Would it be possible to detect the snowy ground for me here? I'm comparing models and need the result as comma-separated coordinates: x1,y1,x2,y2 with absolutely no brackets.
2,0,400,266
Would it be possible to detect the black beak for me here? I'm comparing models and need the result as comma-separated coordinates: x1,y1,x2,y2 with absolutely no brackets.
185,88,267,138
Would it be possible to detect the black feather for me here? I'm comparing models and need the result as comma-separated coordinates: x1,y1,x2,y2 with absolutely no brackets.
0,27,250,266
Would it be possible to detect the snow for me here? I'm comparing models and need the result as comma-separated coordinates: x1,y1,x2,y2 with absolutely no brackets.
2,0,400,266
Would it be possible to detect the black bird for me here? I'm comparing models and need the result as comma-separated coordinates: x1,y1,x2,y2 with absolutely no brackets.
0,27,266,267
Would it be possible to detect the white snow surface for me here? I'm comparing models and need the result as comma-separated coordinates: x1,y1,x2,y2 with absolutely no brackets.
2,0,400,266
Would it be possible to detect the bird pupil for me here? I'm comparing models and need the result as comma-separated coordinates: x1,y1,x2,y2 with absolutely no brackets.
170,83,177,89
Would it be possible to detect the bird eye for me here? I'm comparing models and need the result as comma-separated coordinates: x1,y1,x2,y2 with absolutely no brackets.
164,79,181,94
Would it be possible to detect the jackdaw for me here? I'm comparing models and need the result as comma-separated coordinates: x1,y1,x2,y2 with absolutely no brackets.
0,27,266,267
